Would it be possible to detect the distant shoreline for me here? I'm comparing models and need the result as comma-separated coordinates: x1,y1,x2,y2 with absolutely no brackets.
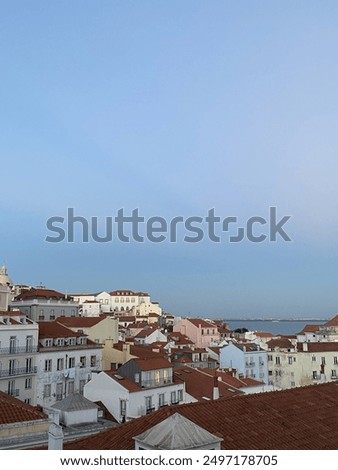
224,318,328,322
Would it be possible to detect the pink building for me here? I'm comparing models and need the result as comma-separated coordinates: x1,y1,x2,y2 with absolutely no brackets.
173,318,220,348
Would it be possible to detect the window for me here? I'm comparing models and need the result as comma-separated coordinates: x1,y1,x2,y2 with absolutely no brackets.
291,381,296,387
313,371,318,380
79,379,86,395
334,357,338,365
45,359,52,372
57,358,64,371
26,336,33,352
39,314,45,321
80,356,86,368
68,357,75,368
120,399,127,417
268,354,273,362
154,370,160,385
9,337,16,353
268,370,273,376
275,356,281,365
321,357,326,365
61,309,65,317
145,396,153,412
68,380,75,394
178,389,183,402
44,384,51,397
312,355,316,362
25,357,33,373
25,378,32,389
71,309,76,316
171,391,177,404
7,380,16,396
56,383,63,401
332,370,337,378
90,355,97,367
134,373,140,383
24,398,31,405
288,357,293,365
158,393,165,407
56,338,64,346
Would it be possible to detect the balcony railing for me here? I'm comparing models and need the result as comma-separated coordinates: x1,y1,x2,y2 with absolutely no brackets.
0,346,38,355
141,378,173,388
0,367,37,378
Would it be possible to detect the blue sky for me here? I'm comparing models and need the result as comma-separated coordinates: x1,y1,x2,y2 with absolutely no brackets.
1,1,338,318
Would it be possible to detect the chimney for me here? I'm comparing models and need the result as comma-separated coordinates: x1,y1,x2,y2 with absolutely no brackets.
213,375,220,400
48,411,63,450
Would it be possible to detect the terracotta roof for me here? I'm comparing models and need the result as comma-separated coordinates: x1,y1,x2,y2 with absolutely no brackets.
117,316,136,322
297,342,338,352
104,371,141,392
174,367,243,400
56,317,105,328
130,345,167,360
0,391,47,425
135,327,160,338
14,288,66,300
65,382,338,450
38,321,85,339
132,357,172,371
198,368,263,389
167,332,194,345
255,331,273,337
298,324,321,334
324,314,338,327
0,311,25,316
187,318,217,329
267,338,294,350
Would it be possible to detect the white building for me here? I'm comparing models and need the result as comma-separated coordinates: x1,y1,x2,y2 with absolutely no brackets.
84,357,185,423
0,311,39,405
267,339,338,389
109,290,150,313
36,321,102,407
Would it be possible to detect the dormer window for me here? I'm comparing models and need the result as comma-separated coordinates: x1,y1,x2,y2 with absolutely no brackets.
45,339,52,347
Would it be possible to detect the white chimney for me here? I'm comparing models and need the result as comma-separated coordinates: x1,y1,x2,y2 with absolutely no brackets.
48,411,63,450
213,375,220,400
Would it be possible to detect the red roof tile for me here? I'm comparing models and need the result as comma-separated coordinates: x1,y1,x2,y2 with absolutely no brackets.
325,314,338,327
15,288,66,300
38,321,85,339
0,391,47,425
267,338,294,350
65,382,338,450
56,317,106,328
297,342,338,352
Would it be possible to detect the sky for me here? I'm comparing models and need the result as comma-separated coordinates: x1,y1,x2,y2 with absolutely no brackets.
1,1,338,319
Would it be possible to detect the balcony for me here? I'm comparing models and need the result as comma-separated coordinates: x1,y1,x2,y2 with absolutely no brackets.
0,367,37,378
0,346,38,355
